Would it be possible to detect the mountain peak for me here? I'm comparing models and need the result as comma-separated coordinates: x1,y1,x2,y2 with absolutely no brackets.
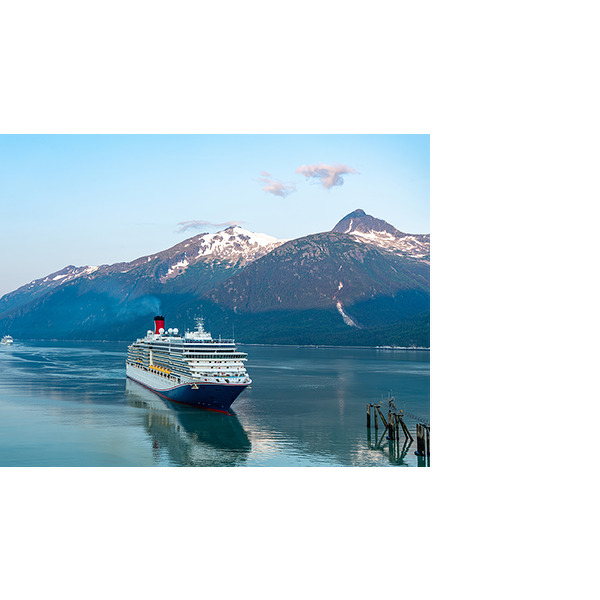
332,209,402,236
331,210,430,261
343,208,366,219
222,224,244,233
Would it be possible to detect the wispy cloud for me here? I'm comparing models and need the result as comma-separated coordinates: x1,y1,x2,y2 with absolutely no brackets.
259,172,296,198
296,163,358,189
175,219,245,233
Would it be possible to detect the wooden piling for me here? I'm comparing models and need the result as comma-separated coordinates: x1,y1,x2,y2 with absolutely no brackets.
398,415,414,442
375,405,388,429
366,404,371,428
374,408,378,430
416,424,425,455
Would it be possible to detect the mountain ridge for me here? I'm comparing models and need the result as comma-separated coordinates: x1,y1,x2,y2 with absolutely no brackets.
0,210,430,346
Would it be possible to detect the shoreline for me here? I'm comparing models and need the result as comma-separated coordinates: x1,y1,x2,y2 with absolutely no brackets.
6,338,430,351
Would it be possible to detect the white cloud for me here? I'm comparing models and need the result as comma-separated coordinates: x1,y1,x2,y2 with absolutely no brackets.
296,163,358,189
259,172,296,198
175,219,245,233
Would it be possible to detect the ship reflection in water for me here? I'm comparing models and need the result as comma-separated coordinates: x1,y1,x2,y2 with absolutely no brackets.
125,379,251,466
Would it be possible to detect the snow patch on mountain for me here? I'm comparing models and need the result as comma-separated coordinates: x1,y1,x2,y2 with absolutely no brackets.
32,265,100,289
336,301,359,328
194,226,284,263
160,258,191,282
351,230,430,258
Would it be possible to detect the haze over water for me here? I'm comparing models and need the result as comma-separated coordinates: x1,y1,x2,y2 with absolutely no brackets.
0,341,429,467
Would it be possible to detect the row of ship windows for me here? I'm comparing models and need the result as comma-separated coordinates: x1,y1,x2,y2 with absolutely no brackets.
192,366,244,370
130,360,243,367
134,354,244,362
128,351,243,358
189,360,244,364
185,354,246,359
146,340,234,344
144,345,236,350
132,364,243,374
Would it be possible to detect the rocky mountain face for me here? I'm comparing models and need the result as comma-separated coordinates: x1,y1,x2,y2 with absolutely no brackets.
0,211,429,346
332,208,430,261
209,231,429,314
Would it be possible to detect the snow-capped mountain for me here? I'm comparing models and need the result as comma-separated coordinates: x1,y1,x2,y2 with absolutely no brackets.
151,226,285,282
0,212,429,346
195,226,284,262
332,209,430,261
3,225,285,303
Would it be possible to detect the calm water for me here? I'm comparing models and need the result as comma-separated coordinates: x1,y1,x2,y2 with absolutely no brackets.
0,341,429,467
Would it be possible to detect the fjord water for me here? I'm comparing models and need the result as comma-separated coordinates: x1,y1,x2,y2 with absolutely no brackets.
0,341,429,467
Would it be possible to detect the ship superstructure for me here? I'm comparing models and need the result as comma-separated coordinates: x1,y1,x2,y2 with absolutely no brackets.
126,316,251,412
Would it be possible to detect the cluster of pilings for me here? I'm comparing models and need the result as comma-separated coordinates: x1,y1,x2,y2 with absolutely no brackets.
366,400,413,442
366,399,430,466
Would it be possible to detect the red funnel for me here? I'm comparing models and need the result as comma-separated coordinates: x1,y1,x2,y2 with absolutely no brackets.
154,315,165,334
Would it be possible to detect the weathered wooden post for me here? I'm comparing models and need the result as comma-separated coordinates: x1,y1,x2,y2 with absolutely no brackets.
374,408,378,430
375,405,388,429
366,403,371,428
398,415,414,442
388,410,394,440
416,424,424,455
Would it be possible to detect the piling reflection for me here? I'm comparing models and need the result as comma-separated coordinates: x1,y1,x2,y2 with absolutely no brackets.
416,453,430,467
366,428,413,466
126,379,251,466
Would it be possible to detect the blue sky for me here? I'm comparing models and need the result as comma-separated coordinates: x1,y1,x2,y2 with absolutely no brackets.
0,134,429,296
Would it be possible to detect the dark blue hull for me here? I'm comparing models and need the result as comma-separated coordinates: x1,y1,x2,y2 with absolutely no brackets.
127,374,248,413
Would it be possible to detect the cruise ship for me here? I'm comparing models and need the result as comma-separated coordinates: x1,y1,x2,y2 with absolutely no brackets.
126,316,251,413
1,335,13,345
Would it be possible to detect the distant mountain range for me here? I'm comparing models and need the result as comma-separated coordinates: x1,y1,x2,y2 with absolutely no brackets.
0,210,430,346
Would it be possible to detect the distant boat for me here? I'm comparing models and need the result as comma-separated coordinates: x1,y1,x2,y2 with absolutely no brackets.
1,335,14,345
